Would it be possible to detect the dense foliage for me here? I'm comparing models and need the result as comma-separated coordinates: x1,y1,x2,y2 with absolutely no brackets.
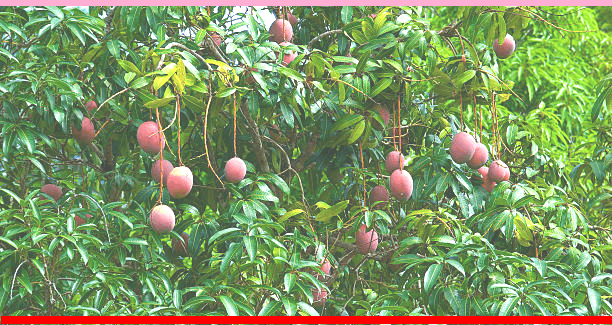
1,6,611,316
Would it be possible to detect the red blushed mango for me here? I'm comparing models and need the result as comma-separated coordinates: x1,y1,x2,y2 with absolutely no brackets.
245,67,257,84
369,185,389,209
315,258,331,280
73,117,95,145
478,166,488,179
467,143,489,169
389,169,413,200
493,34,515,59
167,166,193,199
385,151,405,173
286,12,298,26
269,19,293,43
279,42,298,66
489,160,510,182
137,121,165,154
85,100,97,113
478,166,496,192
320,259,331,275
312,288,328,306
172,232,190,256
75,214,92,227
151,159,174,184
373,103,390,127
225,157,247,183
356,224,379,254
150,205,175,233
450,132,476,164
210,32,222,47
41,184,62,201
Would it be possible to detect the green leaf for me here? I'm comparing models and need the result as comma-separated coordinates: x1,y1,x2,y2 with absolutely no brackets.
0,236,18,249
258,300,281,316
243,236,257,262
575,251,592,271
220,242,240,273
315,200,349,222
130,77,151,89
347,120,365,144
454,171,473,192
28,199,41,222
277,67,304,82
454,70,476,87
514,215,533,247
210,228,241,244
588,287,601,315
117,60,142,75
280,101,295,128
75,241,88,265
173,289,182,309
153,74,173,91
526,294,550,316
331,114,363,134
66,22,85,46
446,259,465,276
17,271,32,294
216,87,236,99
297,301,320,316
45,6,64,19
143,97,175,108
370,78,392,97
107,39,121,58
499,296,519,316
444,288,467,316
352,30,367,45
123,238,148,246
497,13,506,47
424,263,442,293
506,124,518,144
259,173,290,195
279,209,305,222
219,295,239,316
31,259,45,277
282,296,297,316
171,59,186,95
1,189,22,205
590,160,605,183
341,7,353,24
355,51,370,73
591,86,611,122
284,273,296,293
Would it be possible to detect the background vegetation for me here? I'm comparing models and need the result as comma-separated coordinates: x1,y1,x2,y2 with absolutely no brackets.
0,6,611,316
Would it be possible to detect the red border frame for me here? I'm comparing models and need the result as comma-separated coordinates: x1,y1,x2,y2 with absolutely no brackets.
2,3,610,325
3,316,612,324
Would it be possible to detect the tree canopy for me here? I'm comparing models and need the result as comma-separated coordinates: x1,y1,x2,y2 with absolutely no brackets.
1,5,612,316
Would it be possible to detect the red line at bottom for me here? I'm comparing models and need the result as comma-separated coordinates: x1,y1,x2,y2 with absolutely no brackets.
2,316,612,324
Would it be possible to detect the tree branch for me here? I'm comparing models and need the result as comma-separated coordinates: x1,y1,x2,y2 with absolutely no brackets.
104,7,118,35
308,30,344,50
239,101,270,173
202,33,230,65
156,42,212,71
293,131,319,172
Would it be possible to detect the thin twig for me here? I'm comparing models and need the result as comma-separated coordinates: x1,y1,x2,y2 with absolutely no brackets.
10,260,27,299
75,193,111,243
92,87,130,118
203,87,224,186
